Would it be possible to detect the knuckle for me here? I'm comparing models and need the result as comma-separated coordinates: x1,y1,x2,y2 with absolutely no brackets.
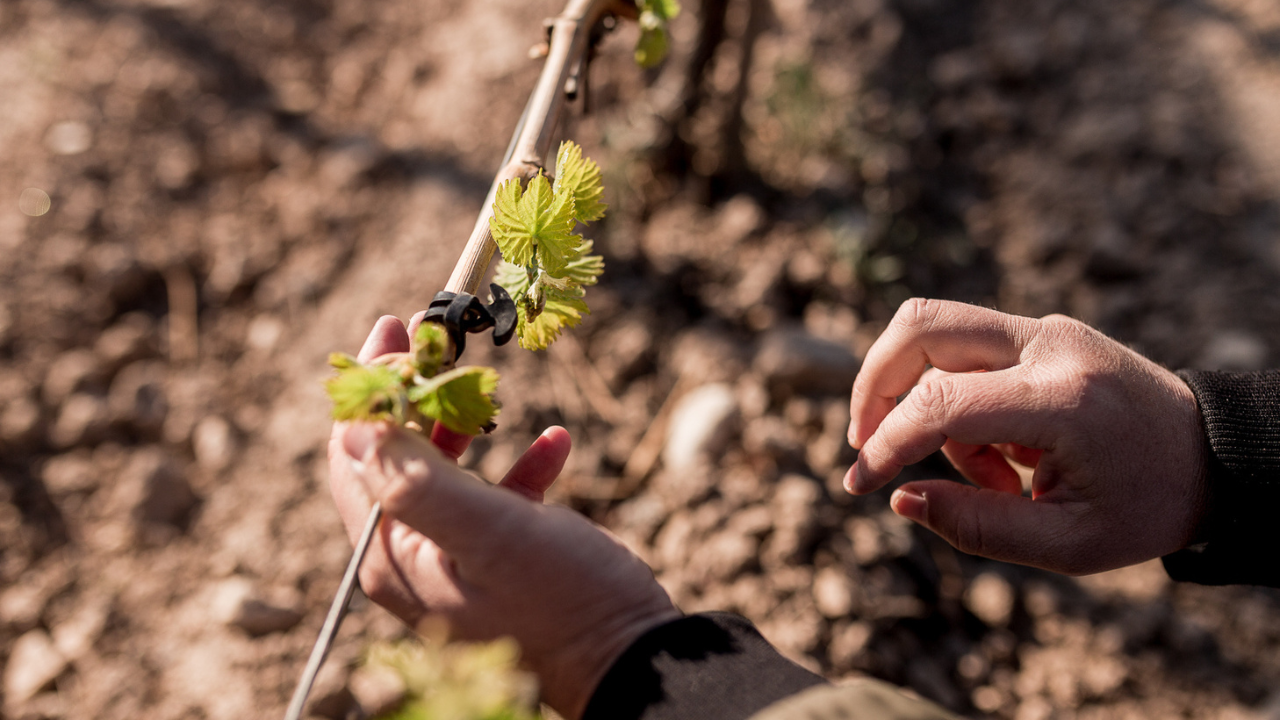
894,297,942,334
378,459,431,518
951,504,987,557
909,378,954,427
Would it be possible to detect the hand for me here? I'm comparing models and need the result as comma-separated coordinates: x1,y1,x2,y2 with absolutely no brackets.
845,299,1209,575
328,316,679,719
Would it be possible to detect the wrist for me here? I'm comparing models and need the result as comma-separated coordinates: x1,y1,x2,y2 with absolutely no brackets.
1171,372,1212,548
540,604,682,719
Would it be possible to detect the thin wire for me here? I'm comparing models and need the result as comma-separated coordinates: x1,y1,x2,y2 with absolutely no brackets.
283,502,383,720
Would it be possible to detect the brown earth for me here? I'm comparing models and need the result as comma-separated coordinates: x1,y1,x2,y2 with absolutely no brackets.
3,0,1280,718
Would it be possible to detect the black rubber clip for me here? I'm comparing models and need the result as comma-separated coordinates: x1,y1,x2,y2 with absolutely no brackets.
422,283,517,360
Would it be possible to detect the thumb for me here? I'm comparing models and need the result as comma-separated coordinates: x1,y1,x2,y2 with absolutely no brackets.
343,422,530,560
889,480,1091,575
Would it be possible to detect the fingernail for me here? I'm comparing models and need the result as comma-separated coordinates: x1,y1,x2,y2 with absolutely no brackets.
890,487,926,523
842,466,857,494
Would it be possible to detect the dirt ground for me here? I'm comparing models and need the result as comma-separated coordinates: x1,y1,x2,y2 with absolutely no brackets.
4,0,1280,718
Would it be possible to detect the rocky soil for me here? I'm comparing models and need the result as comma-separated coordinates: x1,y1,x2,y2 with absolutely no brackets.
3,0,1280,718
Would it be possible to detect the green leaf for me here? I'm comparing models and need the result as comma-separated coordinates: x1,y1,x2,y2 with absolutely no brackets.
516,282,589,351
329,352,359,370
554,141,607,224
490,179,535,267
558,241,604,286
634,25,669,68
408,366,501,435
489,174,580,275
326,364,404,421
634,0,679,67
495,260,533,300
642,0,681,22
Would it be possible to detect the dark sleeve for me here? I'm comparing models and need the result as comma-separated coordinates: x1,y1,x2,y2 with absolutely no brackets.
581,612,828,720
1162,370,1280,586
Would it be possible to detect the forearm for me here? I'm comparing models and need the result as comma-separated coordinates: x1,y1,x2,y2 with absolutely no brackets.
1163,370,1280,586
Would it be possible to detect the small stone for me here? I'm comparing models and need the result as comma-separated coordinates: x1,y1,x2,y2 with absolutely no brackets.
45,121,92,155
306,660,356,719
155,135,201,190
52,601,108,661
828,620,873,669
763,475,822,566
742,415,803,461
652,512,699,572
87,244,148,306
0,395,42,450
592,318,653,386
972,686,1006,713
193,416,237,472
108,361,168,436
4,630,67,708
41,451,99,495
320,137,381,188
1023,581,1059,619
966,572,1015,627
349,664,407,717
662,384,739,473
753,326,859,396
43,350,104,406
49,393,110,448
813,566,855,618
94,313,155,369
245,314,284,352
690,529,760,583
212,577,303,637
0,585,47,630
113,447,198,530
670,328,749,385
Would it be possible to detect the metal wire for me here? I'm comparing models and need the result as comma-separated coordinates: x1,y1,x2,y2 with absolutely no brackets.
283,502,383,720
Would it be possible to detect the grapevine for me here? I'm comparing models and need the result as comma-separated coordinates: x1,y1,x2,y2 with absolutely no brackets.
290,1,680,718
325,139,605,434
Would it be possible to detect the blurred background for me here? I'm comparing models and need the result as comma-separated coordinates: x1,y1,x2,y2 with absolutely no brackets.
3,0,1280,717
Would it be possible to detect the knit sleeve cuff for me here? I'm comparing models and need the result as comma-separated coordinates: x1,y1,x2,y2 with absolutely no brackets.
581,612,827,720
1162,370,1280,586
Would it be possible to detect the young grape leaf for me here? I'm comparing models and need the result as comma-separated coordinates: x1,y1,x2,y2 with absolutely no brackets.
329,352,359,370
489,174,579,275
559,240,604,286
515,283,590,351
648,0,681,22
554,142,606,224
490,179,536,267
634,0,680,67
635,26,668,68
326,363,405,421
494,260,533,299
408,366,501,436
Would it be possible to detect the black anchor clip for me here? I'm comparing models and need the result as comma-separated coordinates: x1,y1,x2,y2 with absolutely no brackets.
422,283,517,359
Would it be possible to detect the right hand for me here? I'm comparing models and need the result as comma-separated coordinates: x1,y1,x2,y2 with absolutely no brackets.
845,299,1210,575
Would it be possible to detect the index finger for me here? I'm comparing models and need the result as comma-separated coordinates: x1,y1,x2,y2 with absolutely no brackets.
849,299,1037,448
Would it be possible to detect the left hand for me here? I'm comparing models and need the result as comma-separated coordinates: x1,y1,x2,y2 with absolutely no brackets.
328,315,679,719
